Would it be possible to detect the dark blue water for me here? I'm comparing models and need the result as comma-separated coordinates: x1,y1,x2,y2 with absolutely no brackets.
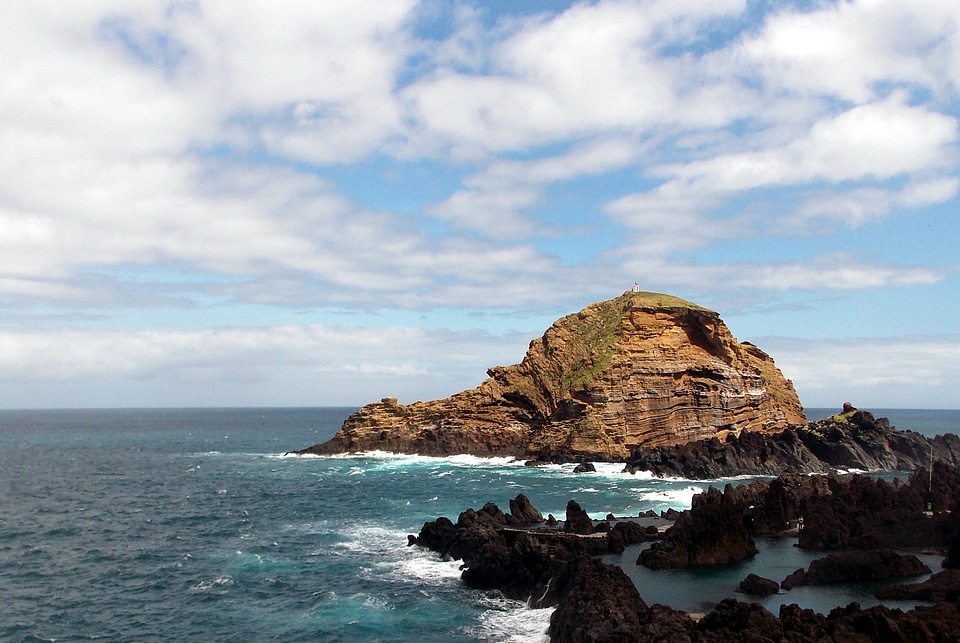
1,408,956,641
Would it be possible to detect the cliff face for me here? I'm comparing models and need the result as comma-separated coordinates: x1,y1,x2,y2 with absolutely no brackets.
298,291,805,460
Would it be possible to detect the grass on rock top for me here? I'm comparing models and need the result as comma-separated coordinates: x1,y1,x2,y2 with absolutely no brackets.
557,291,709,394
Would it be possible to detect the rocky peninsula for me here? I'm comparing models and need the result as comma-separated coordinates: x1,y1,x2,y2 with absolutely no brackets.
295,290,805,461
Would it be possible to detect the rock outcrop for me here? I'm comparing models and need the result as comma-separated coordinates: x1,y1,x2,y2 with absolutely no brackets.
780,550,931,590
410,495,649,604
738,573,780,597
625,408,960,479
875,569,960,602
638,485,758,569
548,558,650,643
294,291,805,460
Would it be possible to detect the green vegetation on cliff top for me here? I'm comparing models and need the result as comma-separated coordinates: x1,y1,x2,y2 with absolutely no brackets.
615,290,710,311
557,291,710,393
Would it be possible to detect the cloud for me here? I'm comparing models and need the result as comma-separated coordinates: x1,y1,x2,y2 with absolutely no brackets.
0,323,532,407
761,335,960,409
1,0,959,409
789,178,960,232
657,94,958,191
429,138,643,237
402,0,747,156
737,0,960,103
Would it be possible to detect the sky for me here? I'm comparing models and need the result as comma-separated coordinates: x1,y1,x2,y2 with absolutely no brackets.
1,0,959,410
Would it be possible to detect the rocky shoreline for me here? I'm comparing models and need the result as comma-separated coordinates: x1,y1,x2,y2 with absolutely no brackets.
623,406,960,479
410,456,960,642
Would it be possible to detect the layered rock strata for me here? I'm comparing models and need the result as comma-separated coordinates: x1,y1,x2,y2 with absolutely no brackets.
296,291,805,460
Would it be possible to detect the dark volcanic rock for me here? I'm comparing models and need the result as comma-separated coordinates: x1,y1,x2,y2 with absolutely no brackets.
638,486,757,569
722,473,832,536
625,407,960,480
681,599,960,642
507,493,544,525
415,495,645,605
563,500,595,535
606,521,651,554
797,465,960,551
875,569,960,602
572,461,596,473
698,598,784,640
548,558,647,643
781,549,931,590
738,573,780,597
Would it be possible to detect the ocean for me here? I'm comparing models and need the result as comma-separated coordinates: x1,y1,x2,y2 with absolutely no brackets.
1,407,957,642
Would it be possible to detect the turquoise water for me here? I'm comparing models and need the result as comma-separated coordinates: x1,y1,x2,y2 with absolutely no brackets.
1,408,956,641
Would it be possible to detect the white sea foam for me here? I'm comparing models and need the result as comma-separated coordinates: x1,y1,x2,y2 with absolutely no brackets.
591,462,631,476
474,595,552,642
391,551,463,585
313,451,527,470
331,524,410,556
634,485,704,509
190,575,235,594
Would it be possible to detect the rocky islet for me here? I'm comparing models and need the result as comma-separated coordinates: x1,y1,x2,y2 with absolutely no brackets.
295,291,805,461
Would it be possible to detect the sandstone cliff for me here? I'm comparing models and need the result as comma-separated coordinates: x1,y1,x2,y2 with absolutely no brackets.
296,291,805,460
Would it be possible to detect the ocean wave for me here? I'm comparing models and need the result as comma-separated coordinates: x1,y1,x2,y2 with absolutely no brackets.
473,595,552,643
189,575,234,594
633,485,704,509
390,550,463,585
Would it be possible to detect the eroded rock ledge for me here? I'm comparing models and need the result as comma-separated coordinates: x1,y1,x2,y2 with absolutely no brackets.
295,291,805,461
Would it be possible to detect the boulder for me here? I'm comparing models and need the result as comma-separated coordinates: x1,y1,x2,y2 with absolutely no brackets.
573,461,596,473
738,573,780,597
507,493,544,525
606,521,650,553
